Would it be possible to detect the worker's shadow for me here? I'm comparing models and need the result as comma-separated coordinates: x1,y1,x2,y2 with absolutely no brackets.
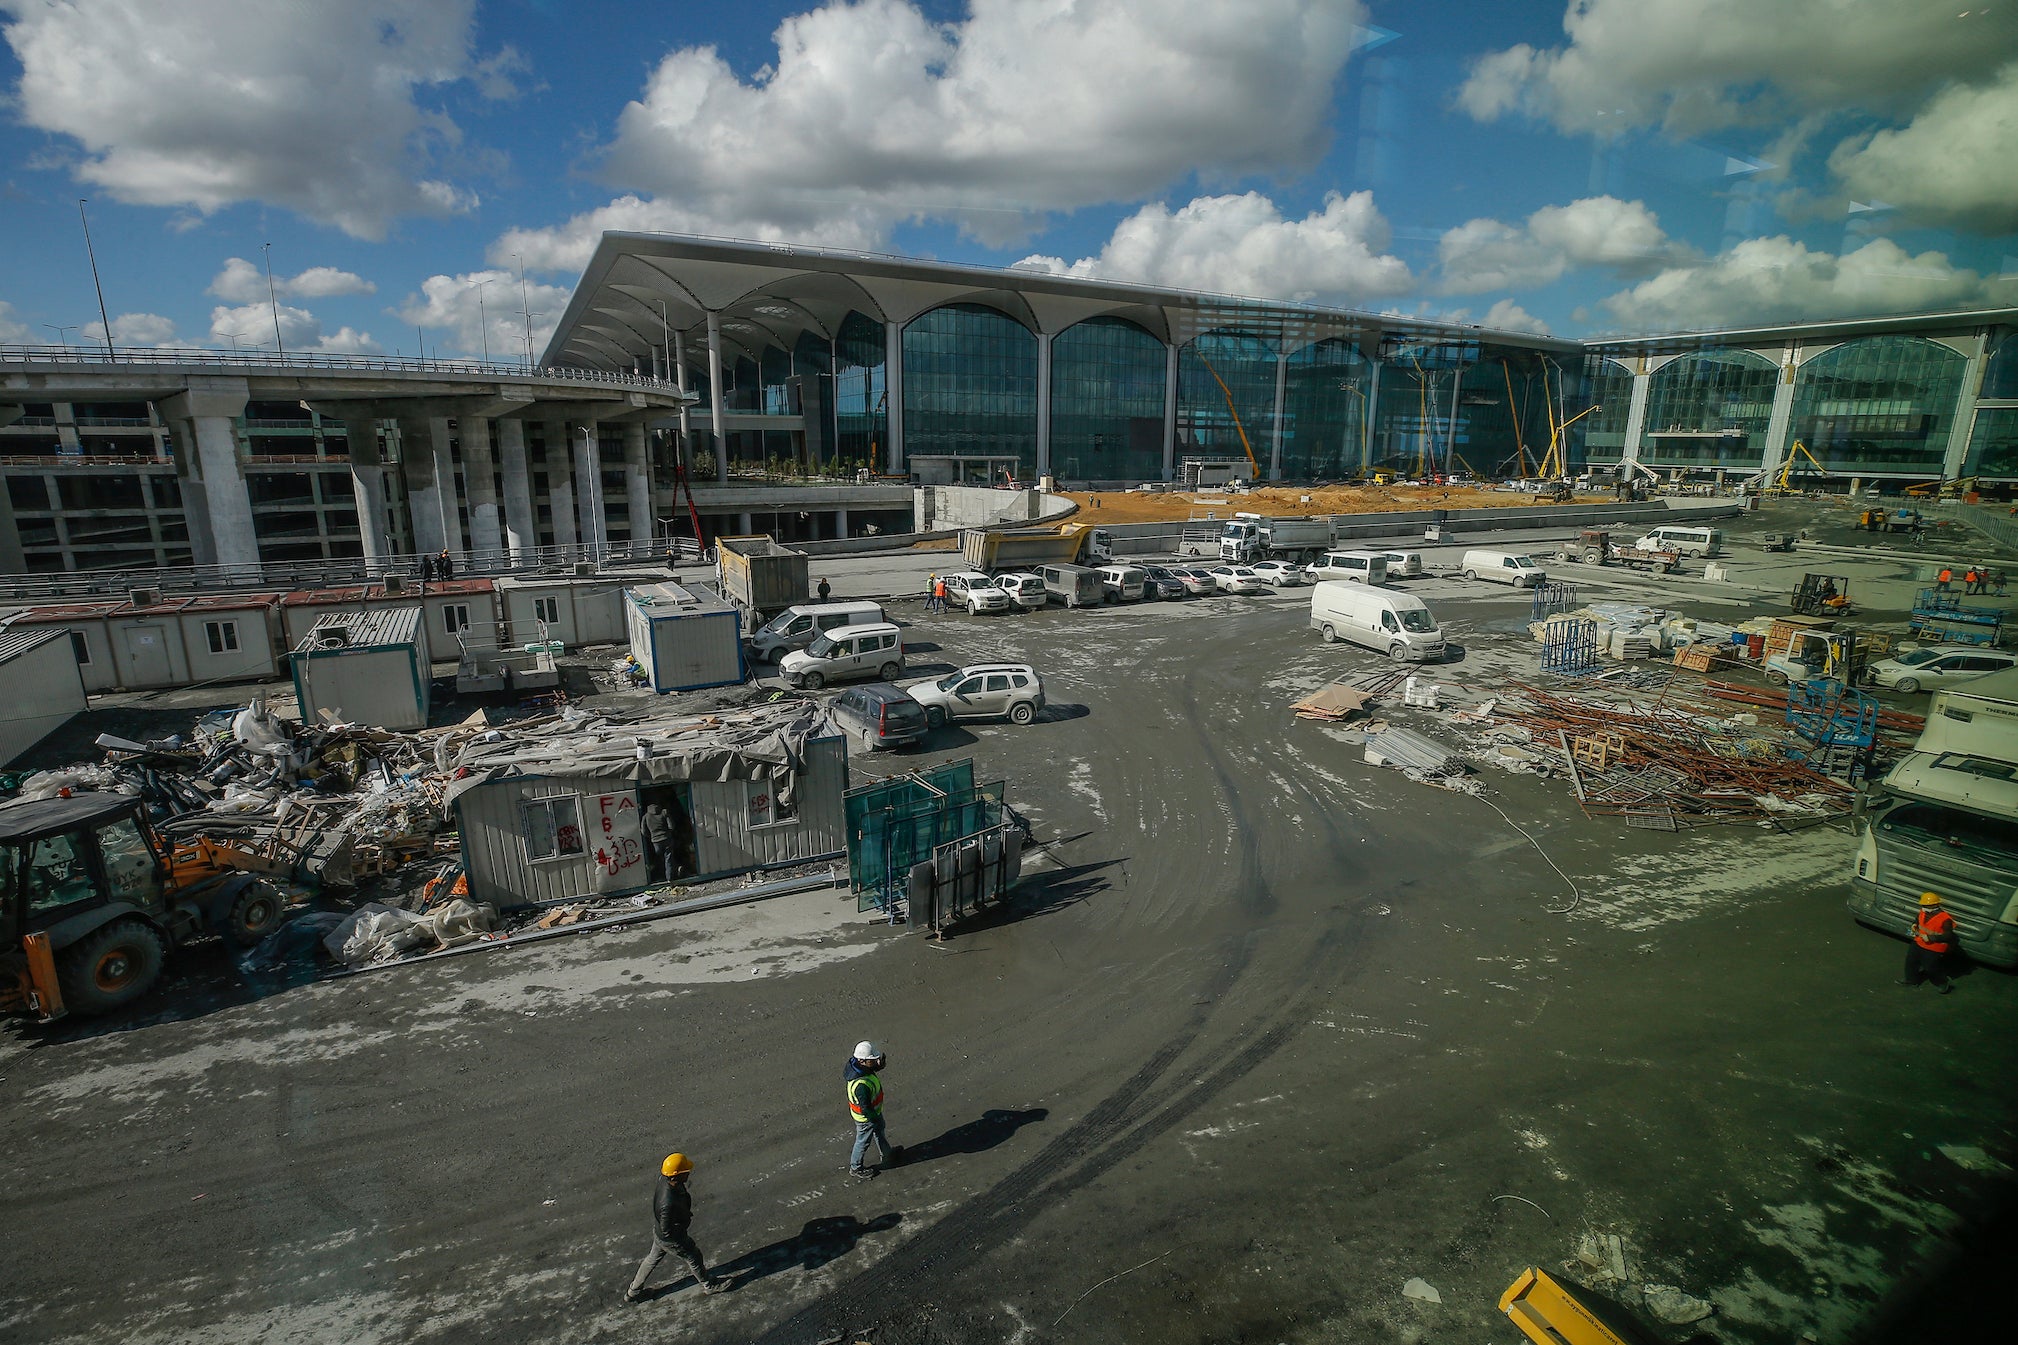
706,1212,905,1292
890,1107,1047,1170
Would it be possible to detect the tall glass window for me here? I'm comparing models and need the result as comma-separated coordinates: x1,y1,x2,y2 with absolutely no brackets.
1964,407,2018,478
759,346,794,415
1447,349,1566,478
833,311,886,466
1370,351,1472,473
1640,349,1777,469
1282,339,1369,479
1178,331,1276,477
1791,336,1964,474
902,303,1038,473
1978,329,2018,400
1051,317,1166,482
1573,356,1635,467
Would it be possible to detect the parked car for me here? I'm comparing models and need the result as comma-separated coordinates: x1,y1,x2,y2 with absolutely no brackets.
943,570,1013,614
829,682,930,750
779,622,904,690
1248,559,1308,587
1380,550,1426,578
1094,563,1148,602
1166,566,1221,596
1866,647,2018,694
905,663,1047,727
1141,565,1189,600
1206,564,1270,595
995,572,1049,610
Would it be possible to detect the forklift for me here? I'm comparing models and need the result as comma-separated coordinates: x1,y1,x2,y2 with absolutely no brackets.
0,792,290,1020
1791,573,1854,616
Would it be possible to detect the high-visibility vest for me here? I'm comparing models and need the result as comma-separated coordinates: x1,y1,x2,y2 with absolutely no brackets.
1915,907,1955,951
847,1072,883,1122
1938,569,1953,582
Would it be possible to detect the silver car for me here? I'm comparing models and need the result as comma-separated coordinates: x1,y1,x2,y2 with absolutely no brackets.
905,662,1047,727
1206,564,1270,595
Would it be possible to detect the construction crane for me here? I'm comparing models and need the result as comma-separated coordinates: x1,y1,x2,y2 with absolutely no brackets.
1770,440,1828,492
1191,349,1262,480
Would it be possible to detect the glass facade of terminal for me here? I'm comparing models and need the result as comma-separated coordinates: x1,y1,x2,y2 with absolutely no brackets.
1790,335,1964,474
833,312,887,465
1577,356,1635,466
903,303,1038,471
1050,317,1166,482
1281,339,1368,478
1639,349,1778,470
1176,330,1278,475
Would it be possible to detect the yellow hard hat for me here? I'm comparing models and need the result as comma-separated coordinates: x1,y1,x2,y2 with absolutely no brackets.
1919,891,1943,907
661,1153,694,1176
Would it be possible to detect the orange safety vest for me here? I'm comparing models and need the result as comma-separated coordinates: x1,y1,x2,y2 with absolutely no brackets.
933,579,946,598
1914,907,1955,952
847,1072,883,1122
1938,569,1952,583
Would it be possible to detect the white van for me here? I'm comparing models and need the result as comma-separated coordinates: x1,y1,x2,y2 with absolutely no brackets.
1309,582,1444,662
778,621,905,690
1460,549,1548,588
1095,563,1148,602
1380,550,1425,578
748,600,885,662
1634,524,1723,557
1305,550,1389,585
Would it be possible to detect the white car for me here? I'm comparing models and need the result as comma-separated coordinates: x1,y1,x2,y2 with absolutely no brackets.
1248,560,1308,587
942,571,1012,614
905,662,1048,727
1167,566,1221,596
1206,564,1270,595
1866,647,2018,694
994,572,1049,610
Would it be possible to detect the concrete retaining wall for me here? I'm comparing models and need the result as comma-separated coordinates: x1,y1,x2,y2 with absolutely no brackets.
1086,498,1741,550
912,485,1079,531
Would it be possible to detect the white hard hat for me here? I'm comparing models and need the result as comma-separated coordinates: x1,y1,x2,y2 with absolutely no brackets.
854,1040,882,1060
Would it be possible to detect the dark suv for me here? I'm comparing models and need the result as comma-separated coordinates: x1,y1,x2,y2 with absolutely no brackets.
830,683,930,751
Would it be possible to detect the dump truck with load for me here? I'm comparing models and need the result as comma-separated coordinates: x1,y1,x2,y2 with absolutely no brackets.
959,525,1111,572
1219,512,1336,563
717,535,809,613
1562,530,1681,572
1849,667,2018,968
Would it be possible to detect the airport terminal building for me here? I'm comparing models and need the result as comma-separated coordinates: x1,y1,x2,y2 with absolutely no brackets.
2,231,2014,578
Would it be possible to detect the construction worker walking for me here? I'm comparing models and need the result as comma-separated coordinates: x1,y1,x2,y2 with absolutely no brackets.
1901,891,1959,994
845,1040,899,1179
1936,567,1953,592
625,1152,726,1303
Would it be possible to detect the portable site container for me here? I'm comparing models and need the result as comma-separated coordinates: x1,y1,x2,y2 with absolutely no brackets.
626,582,746,693
447,702,849,909
0,592,283,692
495,573,640,649
289,606,432,731
0,629,88,765
280,579,496,652
0,601,121,692
717,535,809,613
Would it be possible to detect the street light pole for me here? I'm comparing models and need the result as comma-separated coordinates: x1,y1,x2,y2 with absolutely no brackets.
43,323,78,347
472,278,494,365
221,330,246,354
77,199,114,360
262,242,286,355
513,253,532,369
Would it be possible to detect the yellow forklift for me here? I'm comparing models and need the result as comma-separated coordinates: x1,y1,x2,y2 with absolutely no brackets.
0,792,290,1020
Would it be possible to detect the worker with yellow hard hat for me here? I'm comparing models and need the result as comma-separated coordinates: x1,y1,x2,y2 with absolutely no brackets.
625,1151,727,1303
1900,891,1959,994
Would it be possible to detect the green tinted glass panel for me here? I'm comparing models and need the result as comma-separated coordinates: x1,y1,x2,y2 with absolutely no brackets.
1791,335,1964,474
1641,348,1777,469
1051,317,1166,482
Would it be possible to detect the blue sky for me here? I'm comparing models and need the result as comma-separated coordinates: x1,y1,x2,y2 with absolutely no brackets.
1,0,2012,358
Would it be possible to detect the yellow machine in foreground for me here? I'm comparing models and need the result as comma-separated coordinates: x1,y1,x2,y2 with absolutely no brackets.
1500,1268,1636,1345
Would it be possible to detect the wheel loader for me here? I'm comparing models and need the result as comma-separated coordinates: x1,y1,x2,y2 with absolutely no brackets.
0,792,291,1021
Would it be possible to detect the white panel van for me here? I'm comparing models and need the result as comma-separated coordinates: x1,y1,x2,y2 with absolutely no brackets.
1305,550,1389,585
1309,582,1444,662
748,600,885,662
1634,524,1723,557
1460,549,1548,588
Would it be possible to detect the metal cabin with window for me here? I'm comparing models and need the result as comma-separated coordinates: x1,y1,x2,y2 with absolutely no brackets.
495,573,643,649
288,606,431,731
0,629,87,765
446,700,848,909
0,593,283,692
625,581,745,693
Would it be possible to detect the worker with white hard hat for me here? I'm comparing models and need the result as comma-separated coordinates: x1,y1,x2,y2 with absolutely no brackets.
624,1151,727,1303
845,1040,901,1179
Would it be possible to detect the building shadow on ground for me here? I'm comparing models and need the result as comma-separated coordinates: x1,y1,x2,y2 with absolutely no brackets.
691,1212,904,1294
891,1107,1047,1171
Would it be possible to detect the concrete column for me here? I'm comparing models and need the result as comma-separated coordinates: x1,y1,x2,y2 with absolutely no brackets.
1269,351,1288,481
54,404,80,455
343,417,391,569
431,417,464,554
737,511,754,536
1943,333,1990,480
623,421,652,553
1620,364,1653,466
1162,341,1179,479
397,417,448,558
158,380,255,572
1757,347,1798,478
834,506,849,539
462,415,504,560
1034,330,1053,481
497,417,535,561
543,420,577,552
673,330,692,470
884,317,904,474
705,311,729,483
574,424,606,558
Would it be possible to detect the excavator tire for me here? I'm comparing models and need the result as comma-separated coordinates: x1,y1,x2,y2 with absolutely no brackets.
226,883,287,948
57,919,166,1016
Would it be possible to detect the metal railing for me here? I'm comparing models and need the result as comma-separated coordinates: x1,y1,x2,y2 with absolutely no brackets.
0,342,686,393
1926,500,2018,553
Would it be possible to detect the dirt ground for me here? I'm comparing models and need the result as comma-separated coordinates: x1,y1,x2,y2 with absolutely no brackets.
3,501,2014,1345
1063,482,1599,523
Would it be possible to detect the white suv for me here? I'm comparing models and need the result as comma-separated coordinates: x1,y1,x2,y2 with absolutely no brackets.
905,663,1047,727
943,571,1012,614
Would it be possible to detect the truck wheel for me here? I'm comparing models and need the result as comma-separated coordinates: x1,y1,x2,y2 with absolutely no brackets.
1321,623,1337,643
878,661,901,680
57,919,165,1016
1010,702,1037,725
1893,677,1919,695
1463,568,1477,581
1389,644,1411,661
226,883,287,948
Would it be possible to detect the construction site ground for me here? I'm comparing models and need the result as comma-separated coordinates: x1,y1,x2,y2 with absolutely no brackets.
3,499,2014,1345
1059,481,1597,524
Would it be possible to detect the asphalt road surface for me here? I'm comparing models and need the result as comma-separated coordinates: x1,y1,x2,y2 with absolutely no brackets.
4,502,2015,1344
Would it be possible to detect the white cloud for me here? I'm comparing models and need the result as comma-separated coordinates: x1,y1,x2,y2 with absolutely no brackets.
1015,191,1412,304
83,312,186,347
516,0,1363,260
208,301,382,354
395,270,573,361
1438,196,1689,294
1829,61,2018,233
0,300,30,343
1482,300,1551,336
1,0,502,238
1458,2,2018,134
1600,236,2013,331
208,257,377,304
